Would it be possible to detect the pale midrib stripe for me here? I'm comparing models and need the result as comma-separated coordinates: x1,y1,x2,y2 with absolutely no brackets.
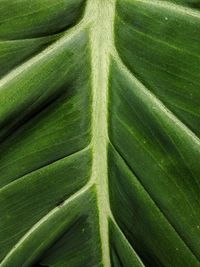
0,1,116,265
85,0,116,266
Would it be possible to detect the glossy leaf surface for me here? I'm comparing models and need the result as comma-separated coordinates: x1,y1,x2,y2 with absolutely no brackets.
0,0,200,266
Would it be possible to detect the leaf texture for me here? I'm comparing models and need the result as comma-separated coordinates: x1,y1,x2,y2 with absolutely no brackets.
0,0,200,266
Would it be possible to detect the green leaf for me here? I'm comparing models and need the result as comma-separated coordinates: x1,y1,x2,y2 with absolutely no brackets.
0,0,199,266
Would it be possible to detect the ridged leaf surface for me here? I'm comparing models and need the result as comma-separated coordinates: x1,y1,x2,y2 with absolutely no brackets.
0,0,200,266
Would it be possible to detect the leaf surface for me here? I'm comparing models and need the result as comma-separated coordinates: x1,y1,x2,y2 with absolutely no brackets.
0,0,200,266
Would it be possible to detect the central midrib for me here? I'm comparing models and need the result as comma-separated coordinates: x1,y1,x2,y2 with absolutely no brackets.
85,0,116,266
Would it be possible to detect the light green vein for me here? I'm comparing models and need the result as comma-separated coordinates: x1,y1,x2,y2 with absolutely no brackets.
85,0,116,266
112,51,200,143
110,142,200,263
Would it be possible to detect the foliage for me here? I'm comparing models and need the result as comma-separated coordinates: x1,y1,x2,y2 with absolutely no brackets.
0,0,200,266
